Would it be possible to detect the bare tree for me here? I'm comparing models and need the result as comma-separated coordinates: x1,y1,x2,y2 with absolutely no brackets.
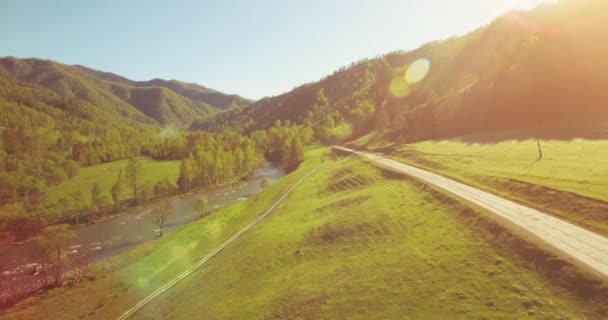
260,177,271,190
155,203,172,237
125,156,142,204
34,224,76,287
195,196,208,219
526,138,544,169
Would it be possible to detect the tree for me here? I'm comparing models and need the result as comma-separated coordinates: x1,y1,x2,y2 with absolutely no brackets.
154,178,176,198
90,182,101,208
260,177,271,190
195,196,208,217
137,184,153,205
111,169,124,208
61,160,79,180
95,195,113,216
177,154,196,193
287,138,304,171
34,224,76,287
154,203,172,237
125,156,142,203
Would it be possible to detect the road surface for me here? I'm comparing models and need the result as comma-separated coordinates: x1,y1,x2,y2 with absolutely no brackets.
334,146,608,279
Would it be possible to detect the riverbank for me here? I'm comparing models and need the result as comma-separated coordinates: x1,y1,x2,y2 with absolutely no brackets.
0,160,285,309
0,159,278,250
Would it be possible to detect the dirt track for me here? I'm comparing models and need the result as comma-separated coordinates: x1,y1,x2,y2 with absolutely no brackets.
334,146,608,279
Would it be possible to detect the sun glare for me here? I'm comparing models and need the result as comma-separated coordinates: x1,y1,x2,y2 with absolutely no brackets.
390,58,431,98
406,58,431,84
494,0,558,17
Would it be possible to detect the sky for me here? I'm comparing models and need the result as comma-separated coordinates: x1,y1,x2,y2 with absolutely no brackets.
0,0,551,99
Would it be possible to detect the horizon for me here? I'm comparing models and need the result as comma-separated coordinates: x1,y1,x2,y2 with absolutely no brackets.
1,0,553,100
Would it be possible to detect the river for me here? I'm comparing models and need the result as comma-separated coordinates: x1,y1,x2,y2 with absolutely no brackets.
0,160,285,305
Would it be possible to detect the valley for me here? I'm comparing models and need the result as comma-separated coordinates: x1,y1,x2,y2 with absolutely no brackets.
2,0,608,319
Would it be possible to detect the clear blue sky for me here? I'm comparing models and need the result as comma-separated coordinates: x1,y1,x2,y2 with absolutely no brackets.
0,0,549,99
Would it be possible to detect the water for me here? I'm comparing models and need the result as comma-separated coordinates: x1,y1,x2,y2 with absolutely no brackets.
0,160,284,284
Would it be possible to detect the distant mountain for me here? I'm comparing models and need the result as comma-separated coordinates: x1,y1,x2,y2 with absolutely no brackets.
196,0,608,141
0,58,251,128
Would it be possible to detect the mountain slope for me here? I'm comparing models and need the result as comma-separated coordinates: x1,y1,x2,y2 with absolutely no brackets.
0,58,251,128
75,66,252,111
196,0,608,142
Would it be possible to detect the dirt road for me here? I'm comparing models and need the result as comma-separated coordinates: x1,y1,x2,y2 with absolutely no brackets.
334,146,608,279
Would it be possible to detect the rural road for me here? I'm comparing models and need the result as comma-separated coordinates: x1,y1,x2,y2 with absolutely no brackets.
334,146,608,279
115,163,327,320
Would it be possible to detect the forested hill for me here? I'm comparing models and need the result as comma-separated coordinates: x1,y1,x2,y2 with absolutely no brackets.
0,58,251,128
195,0,608,142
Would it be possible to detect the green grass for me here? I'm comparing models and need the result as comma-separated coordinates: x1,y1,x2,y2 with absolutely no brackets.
384,138,608,235
4,147,604,319
1,148,327,319
45,157,180,204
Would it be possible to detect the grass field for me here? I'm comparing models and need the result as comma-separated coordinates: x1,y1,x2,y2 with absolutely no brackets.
383,138,608,235
45,157,180,205
1,148,327,319
3,147,605,319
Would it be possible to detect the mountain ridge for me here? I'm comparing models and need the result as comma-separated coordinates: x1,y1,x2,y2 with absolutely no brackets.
0,57,252,128
194,0,608,143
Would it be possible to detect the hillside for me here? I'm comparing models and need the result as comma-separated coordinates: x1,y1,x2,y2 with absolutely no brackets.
0,58,250,128
0,57,255,234
196,0,608,142
4,148,605,319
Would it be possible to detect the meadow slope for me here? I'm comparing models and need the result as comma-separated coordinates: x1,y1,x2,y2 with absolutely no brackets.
130,152,605,319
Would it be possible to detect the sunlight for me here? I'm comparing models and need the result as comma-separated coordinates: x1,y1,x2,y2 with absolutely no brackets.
494,0,558,17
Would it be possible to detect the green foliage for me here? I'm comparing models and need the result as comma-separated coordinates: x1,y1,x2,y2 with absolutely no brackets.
125,156,142,202
198,1,608,144
154,178,177,198
111,170,123,208
178,154,196,193
255,122,313,171
0,57,250,210
0,205,46,241
137,184,153,206
61,160,79,180
178,132,262,192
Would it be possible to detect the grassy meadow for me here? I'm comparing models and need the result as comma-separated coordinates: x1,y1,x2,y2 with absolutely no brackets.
385,138,608,235
128,150,604,319
45,157,181,205
3,147,605,319
1,148,327,319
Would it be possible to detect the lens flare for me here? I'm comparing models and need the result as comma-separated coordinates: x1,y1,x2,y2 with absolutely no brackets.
406,58,431,84
389,58,430,97
389,76,411,98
